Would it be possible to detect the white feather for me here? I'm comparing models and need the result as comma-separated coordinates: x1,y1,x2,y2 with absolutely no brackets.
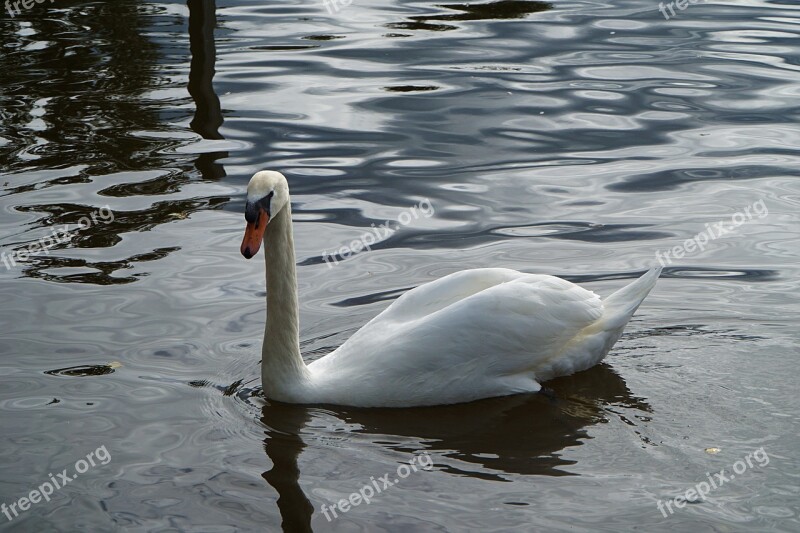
244,171,662,407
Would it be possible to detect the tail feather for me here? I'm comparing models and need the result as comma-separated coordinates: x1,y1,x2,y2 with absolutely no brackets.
533,266,662,381
602,266,662,330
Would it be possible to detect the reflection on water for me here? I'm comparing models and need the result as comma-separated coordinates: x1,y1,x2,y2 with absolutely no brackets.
386,0,552,31
187,0,228,180
1,0,798,530
260,363,650,531
188,0,223,141
0,1,231,284
262,404,315,533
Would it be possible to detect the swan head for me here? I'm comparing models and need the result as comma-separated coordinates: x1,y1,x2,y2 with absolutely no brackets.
240,170,289,259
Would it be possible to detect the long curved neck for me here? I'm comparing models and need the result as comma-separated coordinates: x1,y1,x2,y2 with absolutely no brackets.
262,203,309,398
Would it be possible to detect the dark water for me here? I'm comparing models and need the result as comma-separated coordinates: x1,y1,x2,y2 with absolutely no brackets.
1,0,798,531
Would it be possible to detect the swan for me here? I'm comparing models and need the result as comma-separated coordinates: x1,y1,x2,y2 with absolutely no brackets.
240,170,661,408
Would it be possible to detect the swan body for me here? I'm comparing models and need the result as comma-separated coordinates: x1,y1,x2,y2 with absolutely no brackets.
240,171,661,408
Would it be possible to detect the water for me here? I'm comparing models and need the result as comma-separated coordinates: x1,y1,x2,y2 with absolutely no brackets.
1,0,798,531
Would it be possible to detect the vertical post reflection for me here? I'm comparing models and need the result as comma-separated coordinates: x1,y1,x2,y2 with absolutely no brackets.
187,0,227,179
188,0,223,139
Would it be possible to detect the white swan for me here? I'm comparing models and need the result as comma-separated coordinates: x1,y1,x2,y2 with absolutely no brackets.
240,171,661,408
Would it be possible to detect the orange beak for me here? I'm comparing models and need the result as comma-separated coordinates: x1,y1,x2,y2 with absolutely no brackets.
241,207,269,259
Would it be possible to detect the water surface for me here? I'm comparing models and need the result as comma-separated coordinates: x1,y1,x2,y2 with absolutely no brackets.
1,0,798,531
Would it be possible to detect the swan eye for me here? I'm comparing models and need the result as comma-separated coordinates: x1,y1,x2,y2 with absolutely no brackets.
258,193,274,215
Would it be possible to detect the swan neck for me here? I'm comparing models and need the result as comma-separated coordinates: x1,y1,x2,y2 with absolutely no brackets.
262,204,309,396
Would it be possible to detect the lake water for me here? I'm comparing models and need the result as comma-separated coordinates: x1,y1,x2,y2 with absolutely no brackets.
1,0,798,531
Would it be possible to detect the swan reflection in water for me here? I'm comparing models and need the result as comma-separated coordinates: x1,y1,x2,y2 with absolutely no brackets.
258,363,651,532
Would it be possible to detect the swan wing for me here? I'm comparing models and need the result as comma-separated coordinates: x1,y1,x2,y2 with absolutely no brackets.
308,269,605,406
